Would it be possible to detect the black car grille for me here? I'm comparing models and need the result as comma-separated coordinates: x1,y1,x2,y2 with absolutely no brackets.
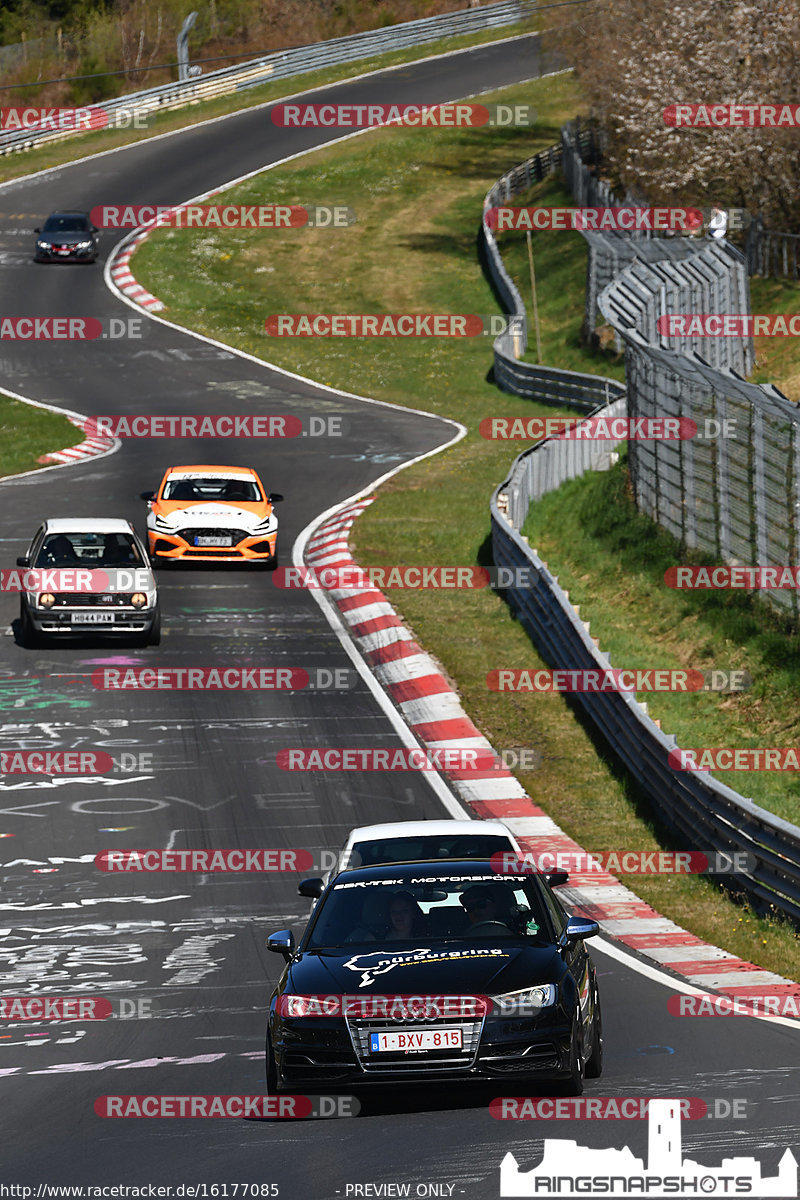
52,593,134,607
480,1042,560,1072
345,1015,484,1074
177,527,249,544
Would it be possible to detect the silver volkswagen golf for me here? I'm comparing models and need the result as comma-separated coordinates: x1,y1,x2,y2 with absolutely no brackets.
17,518,160,647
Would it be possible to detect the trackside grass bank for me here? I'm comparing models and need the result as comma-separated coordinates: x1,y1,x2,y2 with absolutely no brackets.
132,72,800,981
0,394,78,478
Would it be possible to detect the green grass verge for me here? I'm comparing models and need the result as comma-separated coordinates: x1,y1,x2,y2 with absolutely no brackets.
522,451,800,826
496,175,625,382
131,72,800,982
0,21,539,186
0,395,78,478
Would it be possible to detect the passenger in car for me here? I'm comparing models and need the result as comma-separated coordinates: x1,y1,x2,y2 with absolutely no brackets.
387,891,426,940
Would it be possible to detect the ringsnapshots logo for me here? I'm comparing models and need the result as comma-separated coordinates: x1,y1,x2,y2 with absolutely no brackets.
271,102,536,128
90,205,355,229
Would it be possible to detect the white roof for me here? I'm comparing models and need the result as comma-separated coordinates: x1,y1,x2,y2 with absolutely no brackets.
348,820,514,840
44,518,134,534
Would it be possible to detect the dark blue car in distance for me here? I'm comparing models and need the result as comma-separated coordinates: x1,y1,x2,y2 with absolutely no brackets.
265,859,603,1096
34,211,98,262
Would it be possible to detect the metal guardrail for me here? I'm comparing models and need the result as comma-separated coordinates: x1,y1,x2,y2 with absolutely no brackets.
485,137,800,925
491,430,800,927
0,0,538,157
746,214,800,280
480,132,624,413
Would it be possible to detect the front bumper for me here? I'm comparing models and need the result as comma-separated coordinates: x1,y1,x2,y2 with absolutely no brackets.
148,528,277,562
27,604,157,635
35,245,96,261
271,1012,572,1087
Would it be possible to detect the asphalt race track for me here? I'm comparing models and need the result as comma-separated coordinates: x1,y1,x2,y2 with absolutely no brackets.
0,31,798,1199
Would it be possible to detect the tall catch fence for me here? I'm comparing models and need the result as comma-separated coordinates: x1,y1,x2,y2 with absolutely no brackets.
484,129,800,927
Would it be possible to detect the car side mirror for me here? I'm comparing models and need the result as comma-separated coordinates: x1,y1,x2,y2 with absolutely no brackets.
91,226,98,233
297,877,324,899
266,929,295,960
546,870,569,887
268,493,284,503
34,228,40,233
16,556,30,567
564,917,600,946
140,491,156,503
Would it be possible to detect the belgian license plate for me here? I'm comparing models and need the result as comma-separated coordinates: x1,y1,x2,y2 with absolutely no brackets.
369,1028,463,1053
72,612,115,624
195,536,232,547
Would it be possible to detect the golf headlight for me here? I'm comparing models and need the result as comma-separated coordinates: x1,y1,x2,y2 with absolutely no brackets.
130,593,148,608
76,240,92,249
37,240,49,249
492,984,557,1016
38,593,55,608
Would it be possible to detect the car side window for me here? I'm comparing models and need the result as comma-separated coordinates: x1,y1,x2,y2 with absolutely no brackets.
537,880,568,939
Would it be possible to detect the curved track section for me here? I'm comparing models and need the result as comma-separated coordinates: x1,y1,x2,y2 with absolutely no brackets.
0,35,797,1196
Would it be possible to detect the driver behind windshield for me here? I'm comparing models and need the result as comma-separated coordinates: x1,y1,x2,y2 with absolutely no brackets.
459,884,513,930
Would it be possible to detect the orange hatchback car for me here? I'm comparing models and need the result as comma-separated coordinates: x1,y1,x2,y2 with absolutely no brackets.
143,465,283,567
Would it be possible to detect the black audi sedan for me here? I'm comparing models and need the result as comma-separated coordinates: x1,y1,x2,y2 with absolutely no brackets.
34,211,98,262
265,860,602,1096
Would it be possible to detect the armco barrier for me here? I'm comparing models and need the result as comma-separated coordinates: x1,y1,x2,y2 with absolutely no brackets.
0,0,537,157
491,434,800,927
480,122,629,412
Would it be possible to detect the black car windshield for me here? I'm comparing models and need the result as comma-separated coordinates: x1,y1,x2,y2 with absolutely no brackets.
305,873,556,950
349,835,514,868
162,477,262,502
42,216,89,232
35,532,144,567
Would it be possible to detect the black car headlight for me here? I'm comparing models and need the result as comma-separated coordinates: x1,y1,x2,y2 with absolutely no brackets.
491,984,557,1016
153,515,175,531
36,240,49,250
